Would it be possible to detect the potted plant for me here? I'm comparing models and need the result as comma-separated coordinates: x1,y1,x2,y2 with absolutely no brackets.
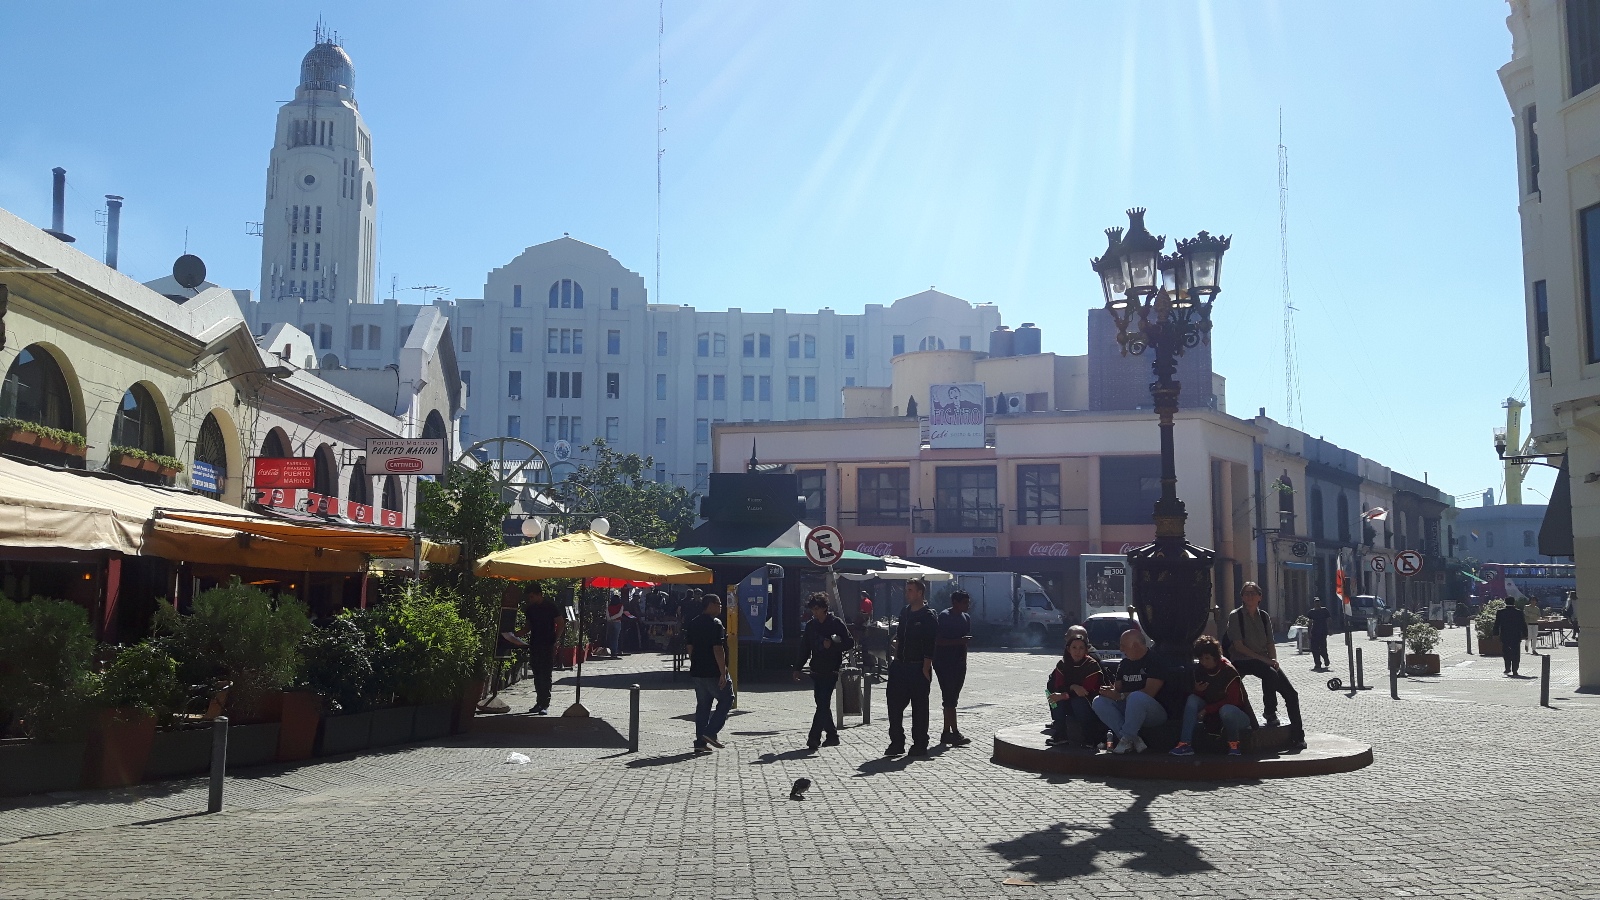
298,617,374,757
108,446,185,480
0,418,87,457
0,594,96,796
360,586,479,745
85,643,179,788
1403,622,1442,675
1476,600,1505,657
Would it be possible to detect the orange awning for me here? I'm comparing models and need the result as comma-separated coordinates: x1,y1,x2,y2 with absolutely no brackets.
157,511,417,555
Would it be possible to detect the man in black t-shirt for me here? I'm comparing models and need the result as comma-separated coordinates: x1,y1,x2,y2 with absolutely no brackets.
886,578,939,757
685,592,733,752
1090,631,1170,753
520,584,564,715
794,593,855,749
1307,597,1331,671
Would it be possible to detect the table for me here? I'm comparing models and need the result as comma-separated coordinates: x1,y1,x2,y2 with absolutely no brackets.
1536,618,1574,649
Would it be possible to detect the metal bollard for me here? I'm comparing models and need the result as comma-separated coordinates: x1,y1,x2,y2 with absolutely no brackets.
1466,625,1474,655
1390,667,1399,700
862,677,872,726
1541,655,1551,708
208,716,229,814
1355,648,1365,690
836,671,846,726
628,684,640,753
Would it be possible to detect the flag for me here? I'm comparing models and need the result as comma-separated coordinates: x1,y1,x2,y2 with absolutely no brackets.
1336,564,1350,615
1362,507,1389,522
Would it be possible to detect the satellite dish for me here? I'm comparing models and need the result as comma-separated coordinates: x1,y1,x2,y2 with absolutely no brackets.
173,254,207,290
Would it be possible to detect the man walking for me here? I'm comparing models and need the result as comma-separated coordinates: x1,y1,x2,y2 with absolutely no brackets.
1225,582,1305,748
1494,598,1528,676
1306,596,1331,672
934,589,973,747
885,577,938,757
686,592,733,752
520,584,564,715
793,593,855,749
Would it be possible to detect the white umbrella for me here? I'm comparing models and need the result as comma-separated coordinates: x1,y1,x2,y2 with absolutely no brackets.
839,555,954,582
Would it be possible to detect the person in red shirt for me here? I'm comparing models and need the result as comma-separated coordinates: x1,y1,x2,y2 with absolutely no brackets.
1046,634,1105,747
1171,635,1255,757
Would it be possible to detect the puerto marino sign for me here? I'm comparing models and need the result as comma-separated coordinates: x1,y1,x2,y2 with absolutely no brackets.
367,439,446,476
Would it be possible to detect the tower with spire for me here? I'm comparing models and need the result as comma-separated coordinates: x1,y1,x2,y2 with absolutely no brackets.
259,25,378,305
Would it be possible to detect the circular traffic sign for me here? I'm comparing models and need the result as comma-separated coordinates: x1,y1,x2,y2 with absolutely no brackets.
804,525,845,568
1370,555,1389,574
1394,550,1424,577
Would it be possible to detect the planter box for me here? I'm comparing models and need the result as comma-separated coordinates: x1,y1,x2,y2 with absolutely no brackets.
318,711,374,756
277,691,322,762
413,704,452,741
556,647,578,667
0,739,86,796
84,709,156,789
1374,625,1395,638
227,723,281,768
453,679,484,734
369,706,416,748
1478,635,1503,657
146,727,213,780
62,443,86,460
1407,653,1442,675
3,429,40,447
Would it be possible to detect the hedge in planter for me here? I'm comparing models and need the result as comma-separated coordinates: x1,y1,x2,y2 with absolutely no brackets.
358,586,480,708
0,593,96,742
297,617,376,714
155,580,310,721
85,642,182,788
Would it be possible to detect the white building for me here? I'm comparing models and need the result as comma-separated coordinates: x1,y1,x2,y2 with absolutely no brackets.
1501,0,1600,687
258,31,377,305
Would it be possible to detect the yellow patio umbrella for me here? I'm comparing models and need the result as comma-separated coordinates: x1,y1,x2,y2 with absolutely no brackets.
474,529,712,583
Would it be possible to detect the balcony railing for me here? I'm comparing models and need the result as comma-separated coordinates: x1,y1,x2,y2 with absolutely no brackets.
1014,507,1090,526
914,506,1006,534
838,510,911,527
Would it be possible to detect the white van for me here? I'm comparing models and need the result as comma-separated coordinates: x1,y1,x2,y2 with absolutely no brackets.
940,572,1063,642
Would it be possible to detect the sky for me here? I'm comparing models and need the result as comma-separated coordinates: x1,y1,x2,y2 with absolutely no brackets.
0,1,1550,504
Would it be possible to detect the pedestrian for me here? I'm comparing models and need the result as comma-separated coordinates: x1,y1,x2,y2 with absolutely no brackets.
934,589,973,747
1091,631,1170,754
605,590,626,658
1046,634,1105,747
1565,590,1580,636
1170,635,1255,757
685,592,733,752
793,593,854,750
1523,598,1543,656
519,583,563,715
1224,582,1305,748
885,577,938,757
1306,596,1332,671
1494,598,1527,676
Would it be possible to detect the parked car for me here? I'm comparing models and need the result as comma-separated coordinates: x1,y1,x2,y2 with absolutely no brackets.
1082,611,1143,675
1348,595,1389,629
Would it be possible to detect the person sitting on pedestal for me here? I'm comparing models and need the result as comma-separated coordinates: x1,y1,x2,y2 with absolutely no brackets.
1092,631,1170,754
1171,635,1255,757
1046,634,1106,747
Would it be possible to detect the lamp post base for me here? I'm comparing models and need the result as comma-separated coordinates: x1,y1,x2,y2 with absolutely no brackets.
1127,538,1216,656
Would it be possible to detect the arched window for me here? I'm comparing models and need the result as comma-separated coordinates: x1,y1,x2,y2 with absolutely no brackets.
918,336,945,351
321,353,341,369
1524,529,1535,547
381,475,403,512
698,333,710,357
1309,488,1324,540
261,428,290,459
194,413,229,500
112,384,164,453
1276,475,1295,534
313,444,338,496
1,344,74,431
548,279,583,309
1336,493,1351,543
422,410,447,441
712,333,726,357
347,460,371,507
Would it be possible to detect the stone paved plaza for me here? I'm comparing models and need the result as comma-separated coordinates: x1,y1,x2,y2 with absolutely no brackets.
2,631,1596,899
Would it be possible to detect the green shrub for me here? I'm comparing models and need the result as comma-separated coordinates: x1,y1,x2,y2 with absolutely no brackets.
297,617,375,714
97,642,182,723
360,586,480,706
154,579,310,717
1404,622,1440,656
1475,599,1506,641
0,594,96,740
108,445,185,473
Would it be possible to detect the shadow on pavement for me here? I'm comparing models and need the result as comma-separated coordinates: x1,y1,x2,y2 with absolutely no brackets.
447,714,628,750
625,751,705,768
987,784,1217,881
750,748,816,765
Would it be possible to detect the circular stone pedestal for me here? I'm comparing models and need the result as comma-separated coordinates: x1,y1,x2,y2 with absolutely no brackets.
992,723,1372,781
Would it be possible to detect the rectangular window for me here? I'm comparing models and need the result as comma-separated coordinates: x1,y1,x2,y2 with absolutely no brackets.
315,206,322,233
696,418,709,444
1571,0,1600,97
368,325,381,348
657,331,668,356
573,329,584,354
292,205,300,233
787,376,800,402
313,243,321,271
1100,455,1163,525
788,335,800,358
697,374,710,401
507,415,521,439
513,284,523,307
508,370,522,397
561,330,572,354
350,325,364,350
805,335,816,358
549,328,561,353
857,468,910,525
713,334,726,357
656,373,667,400
655,418,667,444
959,335,972,351
302,242,309,271
545,416,557,442
759,375,771,401
713,374,726,400
547,371,558,398
804,376,817,402
1017,464,1062,525
743,334,755,358
610,287,619,310
797,469,826,526
460,326,473,353
892,335,905,355
571,372,582,399
509,327,523,353
759,334,771,358
1526,104,1540,194
459,415,469,438
290,243,297,270
570,416,582,443
742,375,755,401
1535,279,1551,373
606,416,620,441
1583,204,1600,363
655,464,666,482
559,371,571,398
558,416,570,441
607,330,621,354
844,335,855,359
460,370,470,391
698,334,710,357
845,376,856,386
606,372,620,399
935,465,999,532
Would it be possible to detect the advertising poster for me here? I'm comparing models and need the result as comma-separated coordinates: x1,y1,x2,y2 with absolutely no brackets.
928,382,985,449
1080,554,1129,618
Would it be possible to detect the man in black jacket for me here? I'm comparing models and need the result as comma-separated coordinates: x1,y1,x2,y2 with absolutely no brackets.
886,577,939,757
1494,600,1528,676
794,593,855,749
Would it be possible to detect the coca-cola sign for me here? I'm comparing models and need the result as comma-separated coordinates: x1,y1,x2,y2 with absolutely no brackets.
1027,542,1071,557
854,541,903,557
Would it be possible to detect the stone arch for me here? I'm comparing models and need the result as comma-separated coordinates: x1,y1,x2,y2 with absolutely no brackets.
195,407,245,505
347,459,372,507
1,341,81,433
313,443,340,496
422,409,447,441
112,380,173,455
381,474,402,512
260,426,292,459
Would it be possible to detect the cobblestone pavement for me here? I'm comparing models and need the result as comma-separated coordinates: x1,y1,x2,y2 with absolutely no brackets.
2,630,1597,899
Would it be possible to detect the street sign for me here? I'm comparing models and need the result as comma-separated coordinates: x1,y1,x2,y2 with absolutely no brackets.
804,525,845,568
1369,555,1389,574
366,438,446,476
1395,550,1424,577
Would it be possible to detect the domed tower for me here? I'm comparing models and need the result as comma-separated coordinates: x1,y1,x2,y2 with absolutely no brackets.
259,27,378,305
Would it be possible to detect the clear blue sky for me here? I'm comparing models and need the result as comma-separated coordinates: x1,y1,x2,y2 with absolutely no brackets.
0,1,1548,503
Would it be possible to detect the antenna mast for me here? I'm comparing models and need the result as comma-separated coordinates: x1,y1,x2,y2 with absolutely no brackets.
1278,111,1303,428
655,0,666,304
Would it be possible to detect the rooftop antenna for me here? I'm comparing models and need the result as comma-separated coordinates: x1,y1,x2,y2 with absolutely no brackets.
410,284,449,305
655,0,666,303
1278,110,1304,429
747,438,759,473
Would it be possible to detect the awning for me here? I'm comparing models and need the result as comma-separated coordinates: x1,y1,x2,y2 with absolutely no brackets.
158,511,415,555
1540,454,1574,558
476,530,712,583
839,556,954,582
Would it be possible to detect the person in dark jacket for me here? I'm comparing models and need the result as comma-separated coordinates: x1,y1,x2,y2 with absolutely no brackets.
934,590,974,747
1046,634,1105,747
1493,599,1528,676
793,593,855,749
886,577,938,757
1306,597,1332,671
519,583,564,715
1171,636,1255,757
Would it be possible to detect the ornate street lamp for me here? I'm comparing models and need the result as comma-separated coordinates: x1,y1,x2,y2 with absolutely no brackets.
1090,208,1231,654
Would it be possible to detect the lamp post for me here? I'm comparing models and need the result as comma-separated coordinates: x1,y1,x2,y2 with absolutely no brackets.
1091,208,1231,654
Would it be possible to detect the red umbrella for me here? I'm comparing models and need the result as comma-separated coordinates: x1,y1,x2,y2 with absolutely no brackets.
587,577,659,589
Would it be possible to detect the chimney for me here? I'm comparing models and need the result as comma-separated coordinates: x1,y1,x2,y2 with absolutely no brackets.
44,168,75,243
104,195,123,269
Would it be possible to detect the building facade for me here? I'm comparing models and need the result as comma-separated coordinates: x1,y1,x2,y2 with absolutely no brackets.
1501,0,1600,686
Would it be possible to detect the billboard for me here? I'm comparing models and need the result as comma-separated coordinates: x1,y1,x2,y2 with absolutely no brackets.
928,383,985,449
1080,554,1130,620
367,438,446,476
254,457,315,489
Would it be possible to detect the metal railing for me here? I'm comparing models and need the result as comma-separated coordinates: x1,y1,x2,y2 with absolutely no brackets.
913,506,1006,534
1014,507,1090,526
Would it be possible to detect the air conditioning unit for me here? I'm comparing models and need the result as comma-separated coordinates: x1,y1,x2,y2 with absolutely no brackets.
508,394,521,401
1007,395,1023,412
